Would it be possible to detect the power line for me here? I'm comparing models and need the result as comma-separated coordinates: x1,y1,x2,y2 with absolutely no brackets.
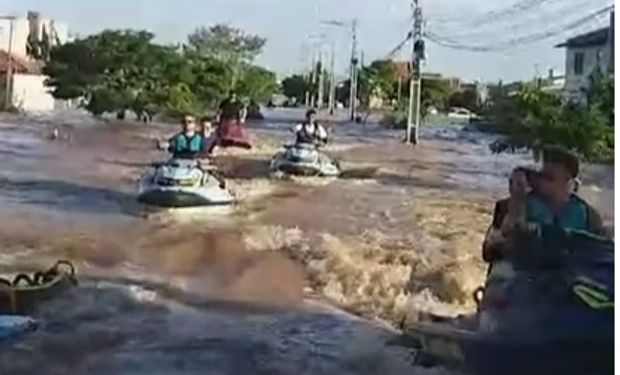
430,0,607,40
428,0,555,27
385,32,412,59
426,5,613,52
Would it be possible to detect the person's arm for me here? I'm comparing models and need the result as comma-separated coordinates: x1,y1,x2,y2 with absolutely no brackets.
291,124,302,133
586,204,611,238
166,135,177,154
317,125,328,142
482,200,509,262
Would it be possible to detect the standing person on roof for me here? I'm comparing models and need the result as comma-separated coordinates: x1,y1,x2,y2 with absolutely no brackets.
293,109,328,145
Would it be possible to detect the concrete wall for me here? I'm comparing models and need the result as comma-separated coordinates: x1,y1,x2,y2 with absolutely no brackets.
11,73,55,112
564,44,611,100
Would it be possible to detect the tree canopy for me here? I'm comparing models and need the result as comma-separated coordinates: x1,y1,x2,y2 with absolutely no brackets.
489,77,614,163
43,25,277,120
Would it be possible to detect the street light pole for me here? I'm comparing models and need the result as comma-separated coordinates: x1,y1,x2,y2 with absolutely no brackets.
349,19,358,122
3,16,15,110
407,0,423,144
321,19,359,121
328,41,336,115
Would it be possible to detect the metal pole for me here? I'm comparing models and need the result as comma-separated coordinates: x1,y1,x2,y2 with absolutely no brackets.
317,48,325,109
328,41,336,115
407,0,422,144
310,46,317,108
4,17,14,109
349,19,358,121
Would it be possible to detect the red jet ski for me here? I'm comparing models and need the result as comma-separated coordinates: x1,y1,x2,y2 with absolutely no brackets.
216,119,252,150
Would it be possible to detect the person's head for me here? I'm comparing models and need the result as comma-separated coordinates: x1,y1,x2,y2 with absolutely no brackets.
510,167,540,195
306,109,317,123
200,117,213,134
181,115,197,134
229,92,237,101
538,146,580,200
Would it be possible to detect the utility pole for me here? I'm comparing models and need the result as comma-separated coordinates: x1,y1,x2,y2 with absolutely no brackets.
328,41,336,115
3,16,15,110
406,0,423,144
349,19,358,122
317,48,325,109
310,46,317,108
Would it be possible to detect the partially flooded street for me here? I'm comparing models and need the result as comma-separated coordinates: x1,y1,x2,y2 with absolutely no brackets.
0,109,613,374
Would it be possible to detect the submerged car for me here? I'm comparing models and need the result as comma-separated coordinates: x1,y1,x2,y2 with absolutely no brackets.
138,159,235,208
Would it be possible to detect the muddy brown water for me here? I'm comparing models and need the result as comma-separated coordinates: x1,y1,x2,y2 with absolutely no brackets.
0,109,613,374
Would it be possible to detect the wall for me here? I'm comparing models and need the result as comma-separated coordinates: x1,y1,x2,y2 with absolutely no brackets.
11,73,54,112
564,44,611,100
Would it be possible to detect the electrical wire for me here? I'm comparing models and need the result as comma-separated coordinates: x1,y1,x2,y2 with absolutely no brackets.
430,0,608,40
426,5,613,52
428,0,556,27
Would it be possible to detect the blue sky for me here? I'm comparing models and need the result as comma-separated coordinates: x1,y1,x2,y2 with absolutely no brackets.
0,0,612,82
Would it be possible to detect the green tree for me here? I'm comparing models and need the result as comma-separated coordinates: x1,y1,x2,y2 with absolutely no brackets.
490,82,614,163
281,74,309,103
187,24,266,91
448,88,480,112
235,64,278,103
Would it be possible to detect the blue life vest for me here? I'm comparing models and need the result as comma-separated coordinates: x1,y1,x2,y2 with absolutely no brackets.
169,133,203,158
526,193,589,231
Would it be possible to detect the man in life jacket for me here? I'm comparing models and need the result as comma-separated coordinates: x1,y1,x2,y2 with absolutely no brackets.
292,109,328,145
160,115,204,159
483,146,607,262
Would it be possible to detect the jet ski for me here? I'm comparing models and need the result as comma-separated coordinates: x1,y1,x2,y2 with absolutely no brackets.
217,119,252,149
138,158,235,208
270,143,341,177
397,226,614,375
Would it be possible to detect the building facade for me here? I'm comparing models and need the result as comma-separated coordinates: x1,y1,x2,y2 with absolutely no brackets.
556,13,614,102
0,11,70,112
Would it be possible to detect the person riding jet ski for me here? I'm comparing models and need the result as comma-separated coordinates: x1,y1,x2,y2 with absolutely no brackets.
293,109,328,146
158,115,205,159
483,146,608,263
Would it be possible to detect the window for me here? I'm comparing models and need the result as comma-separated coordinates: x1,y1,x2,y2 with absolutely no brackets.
573,52,584,75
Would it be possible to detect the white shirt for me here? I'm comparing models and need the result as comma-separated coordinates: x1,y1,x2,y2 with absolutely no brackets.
293,123,328,140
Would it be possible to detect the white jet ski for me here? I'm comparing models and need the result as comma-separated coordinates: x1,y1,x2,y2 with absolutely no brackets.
138,158,235,208
270,143,341,177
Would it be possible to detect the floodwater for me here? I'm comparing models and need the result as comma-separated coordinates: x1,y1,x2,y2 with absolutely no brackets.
0,109,613,374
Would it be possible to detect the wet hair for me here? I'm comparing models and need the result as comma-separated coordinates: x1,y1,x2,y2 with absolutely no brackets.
542,146,580,178
306,109,317,117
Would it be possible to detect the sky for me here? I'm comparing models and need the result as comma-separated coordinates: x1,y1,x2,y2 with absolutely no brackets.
0,0,612,83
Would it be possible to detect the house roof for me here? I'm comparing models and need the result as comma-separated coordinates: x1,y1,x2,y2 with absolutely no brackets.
392,61,416,80
0,51,42,74
555,27,609,48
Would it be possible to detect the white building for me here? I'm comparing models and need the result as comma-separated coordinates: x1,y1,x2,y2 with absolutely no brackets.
0,11,70,112
555,13,614,102
0,12,69,60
